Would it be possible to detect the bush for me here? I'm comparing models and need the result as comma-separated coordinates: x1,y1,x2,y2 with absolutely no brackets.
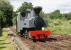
53,19,61,25
13,16,16,25
69,20,71,24
0,28,3,36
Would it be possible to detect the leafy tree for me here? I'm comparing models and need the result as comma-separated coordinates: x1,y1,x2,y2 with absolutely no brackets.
67,13,71,20
0,10,4,28
18,2,33,12
39,12,49,21
49,10,62,19
0,0,13,27
0,11,3,36
62,12,71,20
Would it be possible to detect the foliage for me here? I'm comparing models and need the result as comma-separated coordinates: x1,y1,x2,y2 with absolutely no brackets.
18,2,33,12
12,16,16,25
0,28,3,36
46,19,71,35
0,0,13,27
0,28,14,50
40,12,47,19
62,13,71,20
49,10,62,19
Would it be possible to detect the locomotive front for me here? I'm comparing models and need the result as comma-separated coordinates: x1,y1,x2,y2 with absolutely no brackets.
16,7,51,41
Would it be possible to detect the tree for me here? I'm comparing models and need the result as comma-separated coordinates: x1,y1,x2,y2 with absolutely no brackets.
67,13,71,20
0,10,4,28
18,2,33,12
49,10,62,19
0,0,13,27
62,12,71,20
0,11,4,36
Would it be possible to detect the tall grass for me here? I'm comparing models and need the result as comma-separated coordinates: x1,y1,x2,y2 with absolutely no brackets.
46,19,71,35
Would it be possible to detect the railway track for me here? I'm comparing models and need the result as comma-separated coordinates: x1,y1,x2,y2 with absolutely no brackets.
9,27,71,50
14,36,30,50
8,27,30,50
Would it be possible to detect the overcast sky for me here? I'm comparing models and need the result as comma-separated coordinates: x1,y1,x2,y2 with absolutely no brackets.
10,0,71,13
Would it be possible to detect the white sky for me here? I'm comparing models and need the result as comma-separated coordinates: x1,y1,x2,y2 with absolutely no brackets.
10,0,71,13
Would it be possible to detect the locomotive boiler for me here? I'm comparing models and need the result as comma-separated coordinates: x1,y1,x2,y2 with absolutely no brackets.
16,7,51,41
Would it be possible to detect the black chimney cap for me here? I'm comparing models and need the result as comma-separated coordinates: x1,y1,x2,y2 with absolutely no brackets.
33,6,42,15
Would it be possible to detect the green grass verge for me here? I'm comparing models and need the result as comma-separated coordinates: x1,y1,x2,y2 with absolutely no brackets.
0,28,14,50
46,19,71,35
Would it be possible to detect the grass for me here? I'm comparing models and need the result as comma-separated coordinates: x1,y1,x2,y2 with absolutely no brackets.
46,19,71,35
0,28,14,50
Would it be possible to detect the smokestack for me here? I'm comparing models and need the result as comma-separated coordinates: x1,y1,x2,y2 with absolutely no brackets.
33,6,42,15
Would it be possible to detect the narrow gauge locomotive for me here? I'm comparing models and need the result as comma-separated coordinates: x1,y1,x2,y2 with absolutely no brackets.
16,7,51,41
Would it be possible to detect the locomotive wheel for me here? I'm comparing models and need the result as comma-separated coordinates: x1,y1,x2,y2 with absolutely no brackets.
24,34,29,39
32,36,36,42
23,29,29,39
20,30,23,37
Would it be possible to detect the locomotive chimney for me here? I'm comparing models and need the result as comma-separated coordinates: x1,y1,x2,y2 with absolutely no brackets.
33,6,42,16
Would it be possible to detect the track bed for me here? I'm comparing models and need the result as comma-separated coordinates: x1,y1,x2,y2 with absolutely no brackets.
10,27,71,50
19,35,71,50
